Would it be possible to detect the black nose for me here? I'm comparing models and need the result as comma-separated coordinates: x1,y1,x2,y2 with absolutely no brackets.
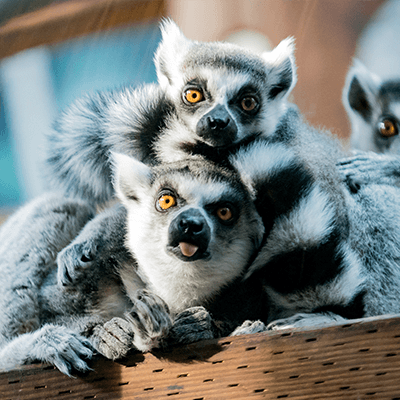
168,209,211,252
179,215,204,235
207,116,230,130
196,104,238,146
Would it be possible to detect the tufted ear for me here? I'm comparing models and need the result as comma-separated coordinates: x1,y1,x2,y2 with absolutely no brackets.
111,152,153,205
154,18,193,89
261,37,297,100
342,59,381,122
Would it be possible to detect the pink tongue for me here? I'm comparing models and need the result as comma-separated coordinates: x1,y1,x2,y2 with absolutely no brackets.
179,242,199,257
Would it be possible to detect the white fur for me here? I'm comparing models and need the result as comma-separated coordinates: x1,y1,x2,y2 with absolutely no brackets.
230,141,296,190
155,19,296,141
155,18,192,89
112,152,153,204
114,157,261,315
125,200,250,314
258,94,290,139
246,184,336,277
154,116,200,163
388,101,400,121
327,241,366,305
262,36,297,98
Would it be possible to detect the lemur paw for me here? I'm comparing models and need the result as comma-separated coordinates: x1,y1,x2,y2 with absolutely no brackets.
128,289,173,352
91,290,172,358
57,240,97,286
163,306,214,348
266,312,346,331
29,325,93,377
230,320,267,336
91,317,136,360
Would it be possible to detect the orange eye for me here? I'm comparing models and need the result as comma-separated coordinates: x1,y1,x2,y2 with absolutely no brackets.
184,89,204,104
241,96,258,112
379,119,398,137
216,207,233,221
158,194,176,211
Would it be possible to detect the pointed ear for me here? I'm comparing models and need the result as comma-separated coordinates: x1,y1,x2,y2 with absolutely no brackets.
111,152,153,205
154,18,192,89
261,37,297,100
342,59,381,122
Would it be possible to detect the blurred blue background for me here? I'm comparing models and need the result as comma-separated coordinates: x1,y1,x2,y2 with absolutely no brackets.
0,23,160,210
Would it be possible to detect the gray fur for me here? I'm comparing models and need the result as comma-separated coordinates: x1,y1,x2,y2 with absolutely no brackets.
0,157,264,374
231,139,400,332
45,19,297,205
339,60,400,186
0,195,95,375
46,20,369,335
0,195,172,375
113,154,264,315
265,181,400,331
47,19,348,300
42,19,400,342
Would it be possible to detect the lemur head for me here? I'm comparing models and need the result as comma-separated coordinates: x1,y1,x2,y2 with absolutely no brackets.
343,60,400,154
154,19,296,148
113,153,264,313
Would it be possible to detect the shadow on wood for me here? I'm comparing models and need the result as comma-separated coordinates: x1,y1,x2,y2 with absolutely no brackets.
2,314,400,399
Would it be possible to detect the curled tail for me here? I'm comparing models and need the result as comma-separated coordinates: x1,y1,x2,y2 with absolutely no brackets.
46,83,172,205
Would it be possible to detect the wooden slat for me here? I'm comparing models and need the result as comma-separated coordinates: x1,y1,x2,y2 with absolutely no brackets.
2,315,400,399
0,0,165,60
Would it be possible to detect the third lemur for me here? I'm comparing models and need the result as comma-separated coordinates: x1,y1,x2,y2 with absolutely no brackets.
339,60,400,187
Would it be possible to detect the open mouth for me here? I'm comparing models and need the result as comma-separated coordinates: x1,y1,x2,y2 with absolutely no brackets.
167,241,210,261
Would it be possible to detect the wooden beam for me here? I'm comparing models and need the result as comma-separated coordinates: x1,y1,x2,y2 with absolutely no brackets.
2,315,400,399
0,0,165,60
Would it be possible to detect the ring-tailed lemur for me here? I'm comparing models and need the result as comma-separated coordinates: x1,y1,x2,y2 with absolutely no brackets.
339,60,400,187
0,157,264,375
115,138,400,337
47,19,349,288
46,19,298,205
229,138,400,333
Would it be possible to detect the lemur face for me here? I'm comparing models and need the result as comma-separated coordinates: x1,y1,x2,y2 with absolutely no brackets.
113,153,264,312
155,179,241,263
343,60,400,154
154,20,297,148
